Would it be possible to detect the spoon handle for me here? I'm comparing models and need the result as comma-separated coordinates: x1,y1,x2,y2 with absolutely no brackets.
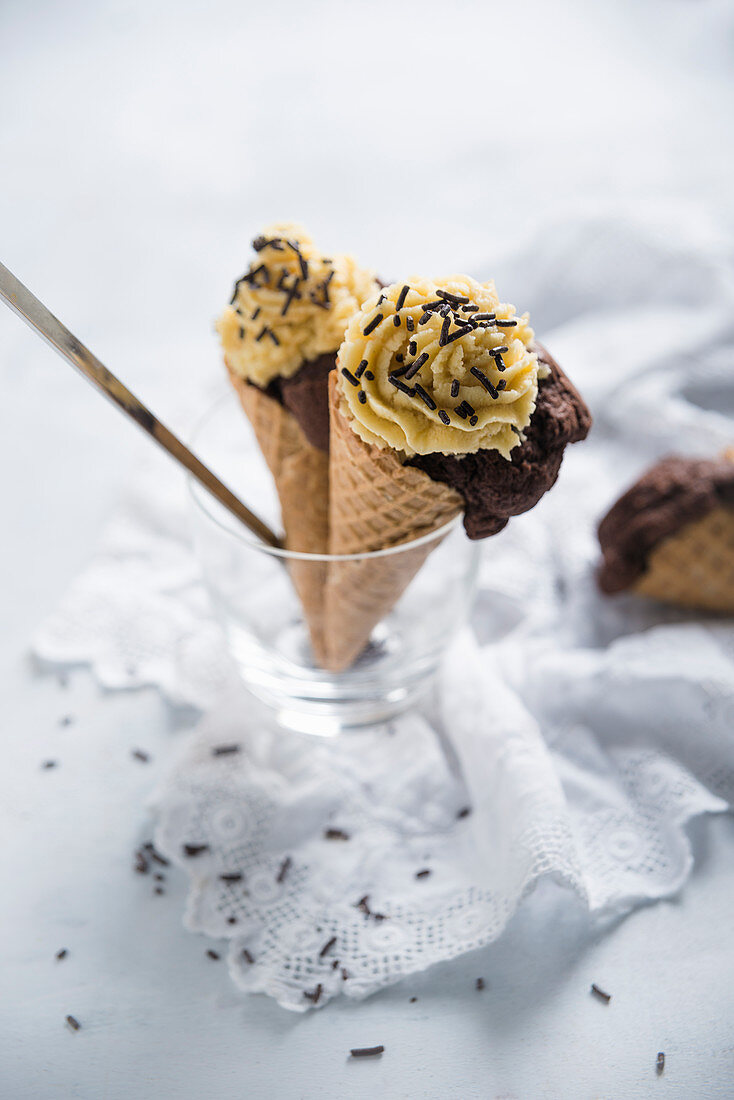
0,261,282,549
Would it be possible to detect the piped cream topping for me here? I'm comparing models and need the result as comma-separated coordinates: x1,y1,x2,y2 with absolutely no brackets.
218,223,379,388
336,276,547,458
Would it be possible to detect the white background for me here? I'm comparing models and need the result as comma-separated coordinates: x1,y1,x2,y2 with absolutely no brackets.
1,1,733,1097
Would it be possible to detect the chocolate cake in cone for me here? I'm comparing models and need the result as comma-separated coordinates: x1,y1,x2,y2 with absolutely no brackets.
323,277,592,670
598,452,734,613
217,225,378,661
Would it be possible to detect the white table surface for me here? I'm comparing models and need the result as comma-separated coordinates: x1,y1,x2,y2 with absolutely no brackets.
2,2,733,1096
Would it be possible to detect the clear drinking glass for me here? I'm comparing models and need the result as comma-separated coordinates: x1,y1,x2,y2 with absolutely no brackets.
188,395,480,734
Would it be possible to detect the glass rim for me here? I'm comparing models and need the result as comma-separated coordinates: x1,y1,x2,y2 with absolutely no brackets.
187,394,466,562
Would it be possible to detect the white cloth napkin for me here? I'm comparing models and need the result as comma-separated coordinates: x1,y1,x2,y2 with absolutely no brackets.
34,214,734,1010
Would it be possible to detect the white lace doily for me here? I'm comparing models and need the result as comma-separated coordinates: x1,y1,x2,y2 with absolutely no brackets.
34,215,734,1010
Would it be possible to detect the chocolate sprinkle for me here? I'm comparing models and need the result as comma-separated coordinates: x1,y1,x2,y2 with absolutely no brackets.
238,326,245,339
276,856,292,884
144,843,169,868
350,1046,384,1058
408,340,417,356
358,391,367,404
356,895,371,915
55,949,68,960
363,313,384,336
413,384,436,411
437,289,470,305
419,312,432,325
591,983,611,1004
324,828,350,841
206,950,220,961
476,977,485,991
341,367,360,387
131,749,150,763
154,886,164,895
242,949,255,964
212,744,241,757
134,851,148,874
471,313,495,322
251,307,261,321
42,760,57,770
415,869,431,879
219,873,243,883
656,1052,665,1076
405,352,429,379
227,916,238,925
495,318,517,326
438,410,451,425
470,366,498,398
319,936,337,958
355,359,369,378
341,968,349,980
303,984,323,1004
406,316,415,332
183,843,209,857
469,415,478,426
395,285,410,311
451,379,460,398
393,314,401,327
457,806,472,819
388,374,415,397
410,997,417,1003
364,370,374,380
65,1015,81,1032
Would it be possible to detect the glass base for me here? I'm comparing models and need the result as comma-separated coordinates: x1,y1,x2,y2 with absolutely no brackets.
225,619,437,735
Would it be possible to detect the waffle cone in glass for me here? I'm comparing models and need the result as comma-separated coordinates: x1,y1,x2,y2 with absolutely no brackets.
322,372,462,671
227,365,329,663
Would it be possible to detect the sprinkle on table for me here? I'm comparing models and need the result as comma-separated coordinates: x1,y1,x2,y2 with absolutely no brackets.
324,828,350,841
212,744,241,757
41,760,58,770
131,749,150,763
276,856,292,884
206,949,220,961
65,1015,81,1032
219,873,243,883
591,983,611,1004
183,843,210,857
476,977,485,991
457,806,472,819
319,936,337,958
415,869,431,879
350,1046,384,1059
303,984,323,1004
242,949,255,964
55,949,68,961
656,1052,665,1076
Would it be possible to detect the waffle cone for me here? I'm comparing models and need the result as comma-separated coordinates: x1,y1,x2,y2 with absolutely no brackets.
323,372,463,671
634,506,734,613
228,367,329,663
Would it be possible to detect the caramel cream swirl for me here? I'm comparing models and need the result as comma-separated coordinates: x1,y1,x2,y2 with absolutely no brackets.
218,223,379,388
336,276,547,458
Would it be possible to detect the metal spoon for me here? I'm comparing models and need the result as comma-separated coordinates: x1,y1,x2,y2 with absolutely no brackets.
0,261,282,549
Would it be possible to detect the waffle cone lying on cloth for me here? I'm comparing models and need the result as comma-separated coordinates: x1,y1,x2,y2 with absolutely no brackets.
323,276,592,671
217,225,379,661
598,451,734,613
